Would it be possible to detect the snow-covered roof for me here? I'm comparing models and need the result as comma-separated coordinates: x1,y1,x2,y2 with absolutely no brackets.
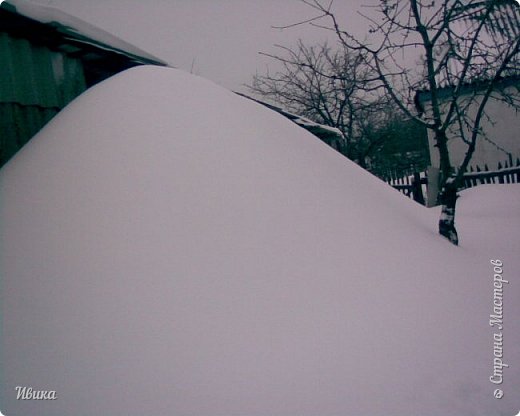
3,0,169,66
415,0,520,105
236,93,344,142
433,0,519,89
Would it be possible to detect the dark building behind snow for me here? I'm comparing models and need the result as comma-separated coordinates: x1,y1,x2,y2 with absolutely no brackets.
0,0,168,167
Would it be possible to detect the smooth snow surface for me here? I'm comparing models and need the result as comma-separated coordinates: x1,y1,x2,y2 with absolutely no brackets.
1,66,519,416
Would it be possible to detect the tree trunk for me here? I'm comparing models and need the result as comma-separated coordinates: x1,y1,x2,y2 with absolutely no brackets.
438,179,459,245
432,129,459,245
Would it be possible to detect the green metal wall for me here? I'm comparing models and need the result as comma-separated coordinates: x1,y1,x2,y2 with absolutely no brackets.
0,32,87,166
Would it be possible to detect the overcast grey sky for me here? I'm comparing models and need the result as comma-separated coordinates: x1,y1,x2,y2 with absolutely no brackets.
25,0,372,91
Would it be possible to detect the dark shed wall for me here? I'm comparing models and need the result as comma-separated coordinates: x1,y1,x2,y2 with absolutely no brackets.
0,31,87,166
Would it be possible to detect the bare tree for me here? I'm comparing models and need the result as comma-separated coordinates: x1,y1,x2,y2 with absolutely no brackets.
248,40,391,166
287,0,520,245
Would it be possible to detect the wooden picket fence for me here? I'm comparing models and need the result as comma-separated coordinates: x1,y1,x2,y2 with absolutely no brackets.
385,159,520,205
385,170,428,205
463,160,520,188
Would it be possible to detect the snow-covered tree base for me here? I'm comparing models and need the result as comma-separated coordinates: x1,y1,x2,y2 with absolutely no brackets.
438,181,459,245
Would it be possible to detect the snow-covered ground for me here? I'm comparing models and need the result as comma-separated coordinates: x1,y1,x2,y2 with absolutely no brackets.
1,66,518,416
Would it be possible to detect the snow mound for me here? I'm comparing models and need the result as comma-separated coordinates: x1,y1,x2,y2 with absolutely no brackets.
1,66,518,416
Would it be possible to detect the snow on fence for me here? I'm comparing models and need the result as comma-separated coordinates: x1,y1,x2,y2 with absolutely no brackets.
463,160,520,188
385,159,520,205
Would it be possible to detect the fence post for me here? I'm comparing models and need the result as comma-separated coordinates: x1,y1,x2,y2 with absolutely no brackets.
466,166,474,188
497,162,505,184
426,166,440,207
411,172,425,205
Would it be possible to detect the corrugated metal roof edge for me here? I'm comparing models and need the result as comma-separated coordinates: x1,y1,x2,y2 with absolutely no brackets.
3,0,170,67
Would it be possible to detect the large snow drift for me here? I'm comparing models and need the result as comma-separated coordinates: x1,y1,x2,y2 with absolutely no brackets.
1,66,518,416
